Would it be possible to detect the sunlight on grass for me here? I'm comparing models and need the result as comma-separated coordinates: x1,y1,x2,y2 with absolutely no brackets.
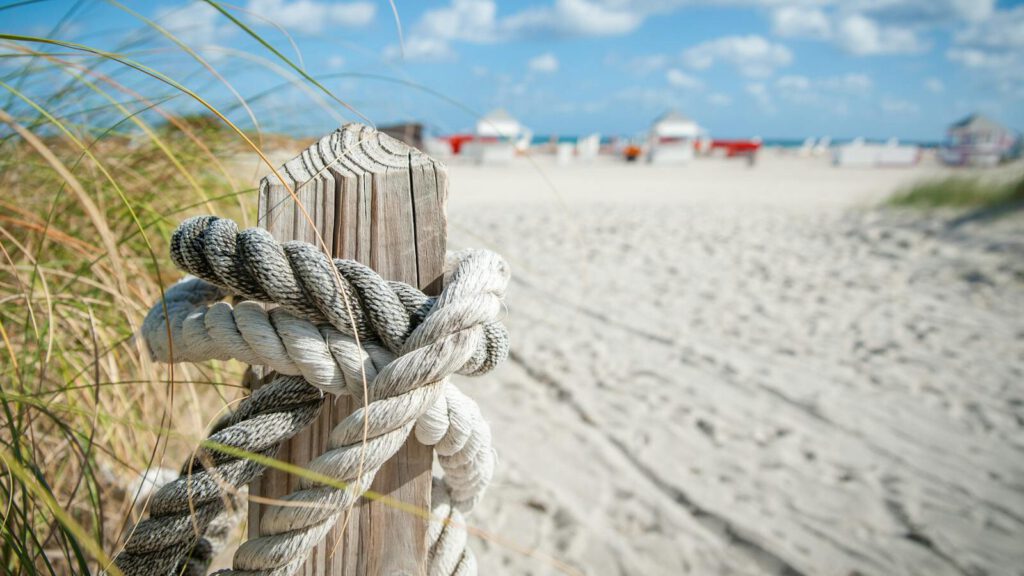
0,3,333,573
887,175,1024,210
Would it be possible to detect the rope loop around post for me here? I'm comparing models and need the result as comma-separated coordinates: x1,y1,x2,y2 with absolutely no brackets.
117,216,510,576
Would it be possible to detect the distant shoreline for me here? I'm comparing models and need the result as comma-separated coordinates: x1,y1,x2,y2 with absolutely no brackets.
524,134,944,148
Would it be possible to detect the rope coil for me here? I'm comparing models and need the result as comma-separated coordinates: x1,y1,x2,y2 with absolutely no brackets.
118,216,510,576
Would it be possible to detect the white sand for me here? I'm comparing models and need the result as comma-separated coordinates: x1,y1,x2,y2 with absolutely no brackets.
441,154,1024,575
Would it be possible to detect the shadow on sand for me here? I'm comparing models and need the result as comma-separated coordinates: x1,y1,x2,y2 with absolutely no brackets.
946,198,1024,229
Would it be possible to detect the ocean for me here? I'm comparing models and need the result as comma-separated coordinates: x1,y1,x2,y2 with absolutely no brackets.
529,135,942,149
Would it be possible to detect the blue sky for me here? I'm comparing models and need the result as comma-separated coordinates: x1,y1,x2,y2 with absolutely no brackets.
4,0,1024,140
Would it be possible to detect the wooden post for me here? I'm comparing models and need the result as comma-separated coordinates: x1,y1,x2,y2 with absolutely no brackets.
249,123,447,575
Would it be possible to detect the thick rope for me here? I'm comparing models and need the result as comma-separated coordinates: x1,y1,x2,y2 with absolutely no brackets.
226,246,504,574
120,216,509,575
429,477,477,576
141,277,505,396
141,274,500,510
168,216,507,510
114,375,324,575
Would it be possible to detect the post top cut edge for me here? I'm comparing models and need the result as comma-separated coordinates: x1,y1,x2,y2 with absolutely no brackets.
261,123,444,190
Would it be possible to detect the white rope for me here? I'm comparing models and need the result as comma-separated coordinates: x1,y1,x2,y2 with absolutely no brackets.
141,273,497,512
123,216,510,576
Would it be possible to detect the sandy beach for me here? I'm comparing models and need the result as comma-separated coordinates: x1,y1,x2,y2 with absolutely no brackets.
8,5,1024,575
436,153,1024,575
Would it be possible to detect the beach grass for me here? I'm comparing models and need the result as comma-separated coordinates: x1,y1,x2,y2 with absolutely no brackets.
0,4,344,573
1,3,568,573
0,92,250,576
1,5,558,575
886,174,1024,210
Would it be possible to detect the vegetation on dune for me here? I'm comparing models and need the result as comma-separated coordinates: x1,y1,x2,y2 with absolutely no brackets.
4,3,565,575
0,5,339,574
1,95,253,576
0,3,517,574
887,174,1024,211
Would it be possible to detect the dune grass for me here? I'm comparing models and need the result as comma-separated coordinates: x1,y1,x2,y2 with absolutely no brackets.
1,3,583,575
887,174,1024,210
0,87,253,576
0,4,355,574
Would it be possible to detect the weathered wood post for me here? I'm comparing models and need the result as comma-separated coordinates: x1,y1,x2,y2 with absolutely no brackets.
249,123,447,574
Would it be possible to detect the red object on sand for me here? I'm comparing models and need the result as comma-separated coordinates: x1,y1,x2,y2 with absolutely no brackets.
711,139,761,157
441,134,503,155
443,134,475,155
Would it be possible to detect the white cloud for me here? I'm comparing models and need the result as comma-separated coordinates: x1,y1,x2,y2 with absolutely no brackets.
776,74,811,91
954,6,1024,50
772,6,831,39
632,54,670,74
836,14,926,55
948,0,996,22
682,35,793,78
504,0,644,38
819,72,872,94
846,0,994,25
772,72,872,113
745,82,774,110
385,36,458,62
396,0,645,61
707,92,733,107
945,6,1024,98
666,68,703,89
157,2,236,47
604,53,670,75
326,55,345,69
245,0,375,34
386,0,1009,74
924,77,944,93
946,47,1015,69
612,86,678,110
416,0,643,44
528,53,560,73
767,1,996,57
391,0,990,63
417,0,500,43
774,72,872,95
880,97,919,114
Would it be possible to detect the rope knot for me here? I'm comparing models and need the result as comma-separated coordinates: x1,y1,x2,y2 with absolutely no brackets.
124,216,510,576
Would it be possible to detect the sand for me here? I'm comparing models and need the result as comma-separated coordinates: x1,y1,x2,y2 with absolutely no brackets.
438,153,1024,576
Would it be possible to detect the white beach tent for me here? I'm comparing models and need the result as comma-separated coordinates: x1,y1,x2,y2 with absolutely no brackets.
832,138,919,167
465,108,523,164
475,108,522,139
797,137,815,157
650,110,700,138
576,133,601,162
812,136,831,156
647,110,701,164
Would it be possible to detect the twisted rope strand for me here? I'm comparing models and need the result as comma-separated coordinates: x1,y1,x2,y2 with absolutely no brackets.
113,375,324,575
141,277,495,397
167,217,507,510
223,249,505,573
122,216,510,576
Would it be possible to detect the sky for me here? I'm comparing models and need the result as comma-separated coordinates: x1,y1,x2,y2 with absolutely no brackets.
4,0,1024,140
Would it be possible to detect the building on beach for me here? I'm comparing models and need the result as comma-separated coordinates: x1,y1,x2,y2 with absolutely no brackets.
475,108,522,139
463,109,526,164
832,138,920,167
647,110,702,164
378,123,423,150
940,114,1020,167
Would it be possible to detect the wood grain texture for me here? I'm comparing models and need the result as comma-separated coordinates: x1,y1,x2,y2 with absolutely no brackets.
251,124,448,575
